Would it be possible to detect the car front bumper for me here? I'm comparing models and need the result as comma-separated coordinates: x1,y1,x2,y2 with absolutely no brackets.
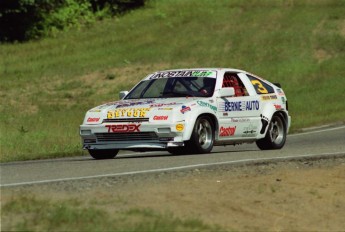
80,122,186,150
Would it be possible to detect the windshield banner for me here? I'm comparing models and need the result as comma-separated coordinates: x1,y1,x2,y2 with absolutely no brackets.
149,70,217,79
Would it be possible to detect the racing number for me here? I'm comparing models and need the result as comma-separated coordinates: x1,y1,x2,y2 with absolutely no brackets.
251,80,268,94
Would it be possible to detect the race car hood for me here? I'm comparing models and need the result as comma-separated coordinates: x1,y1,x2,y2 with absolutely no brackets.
83,98,199,124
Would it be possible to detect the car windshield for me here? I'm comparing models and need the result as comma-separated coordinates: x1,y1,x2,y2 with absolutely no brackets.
125,77,216,99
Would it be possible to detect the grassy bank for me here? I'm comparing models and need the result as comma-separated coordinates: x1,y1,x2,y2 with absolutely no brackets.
2,195,220,231
1,0,345,162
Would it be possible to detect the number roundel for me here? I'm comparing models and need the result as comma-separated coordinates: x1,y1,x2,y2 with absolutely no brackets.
251,80,268,94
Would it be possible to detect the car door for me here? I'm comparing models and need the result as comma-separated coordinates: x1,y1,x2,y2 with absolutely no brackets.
216,72,262,140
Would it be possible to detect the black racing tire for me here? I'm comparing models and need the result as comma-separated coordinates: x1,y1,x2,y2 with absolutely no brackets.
256,115,286,150
88,149,119,159
187,116,215,154
168,116,215,155
167,147,189,155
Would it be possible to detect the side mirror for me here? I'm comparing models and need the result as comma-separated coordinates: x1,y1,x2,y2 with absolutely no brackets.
217,88,235,97
119,91,129,99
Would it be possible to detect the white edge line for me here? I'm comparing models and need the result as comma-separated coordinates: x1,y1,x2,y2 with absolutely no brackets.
289,125,345,136
1,152,344,188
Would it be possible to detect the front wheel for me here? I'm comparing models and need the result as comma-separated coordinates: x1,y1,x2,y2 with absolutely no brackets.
256,115,286,150
88,149,119,159
188,116,215,154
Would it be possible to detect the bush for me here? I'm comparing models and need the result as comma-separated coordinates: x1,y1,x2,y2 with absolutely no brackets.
0,0,146,42
90,0,146,16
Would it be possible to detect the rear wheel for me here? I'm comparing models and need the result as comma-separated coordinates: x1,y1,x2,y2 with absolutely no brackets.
256,115,286,150
88,149,119,159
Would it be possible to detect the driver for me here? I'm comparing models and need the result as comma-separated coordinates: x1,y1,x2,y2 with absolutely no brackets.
199,78,216,96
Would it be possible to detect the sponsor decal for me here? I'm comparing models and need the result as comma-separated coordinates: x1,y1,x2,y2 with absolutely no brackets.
180,105,191,114
150,102,181,107
197,100,217,112
261,94,278,101
260,114,269,134
158,108,173,110
242,124,258,137
153,115,169,120
223,100,259,112
219,126,236,137
277,89,285,96
107,108,150,118
274,104,282,110
105,124,141,133
281,97,286,104
114,100,155,108
150,70,216,79
87,117,100,122
176,124,184,131
231,118,250,123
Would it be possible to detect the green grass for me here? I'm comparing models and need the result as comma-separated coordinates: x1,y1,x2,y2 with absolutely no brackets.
2,195,221,231
1,0,345,162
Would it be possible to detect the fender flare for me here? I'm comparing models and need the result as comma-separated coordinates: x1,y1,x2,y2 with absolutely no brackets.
182,108,218,141
259,104,289,137
259,104,276,137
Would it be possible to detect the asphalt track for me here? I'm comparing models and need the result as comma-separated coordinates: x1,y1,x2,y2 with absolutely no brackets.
1,125,344,187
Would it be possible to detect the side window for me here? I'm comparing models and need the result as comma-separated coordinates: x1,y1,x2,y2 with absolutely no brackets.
247,75,274,94
222,73,248,97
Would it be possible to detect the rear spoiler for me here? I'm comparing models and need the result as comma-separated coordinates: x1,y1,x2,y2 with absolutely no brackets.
273,83,281,88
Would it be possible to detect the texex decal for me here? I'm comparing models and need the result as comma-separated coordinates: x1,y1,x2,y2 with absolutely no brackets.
106,124,141,133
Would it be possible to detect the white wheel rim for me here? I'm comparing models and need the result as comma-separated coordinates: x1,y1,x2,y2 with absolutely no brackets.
197,119,212,149
269,118,284,144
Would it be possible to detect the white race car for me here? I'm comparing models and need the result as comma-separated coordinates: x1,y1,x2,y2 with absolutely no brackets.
80,68,291,159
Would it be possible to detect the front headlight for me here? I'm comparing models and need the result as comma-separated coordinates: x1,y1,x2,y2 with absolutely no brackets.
80,130,91,135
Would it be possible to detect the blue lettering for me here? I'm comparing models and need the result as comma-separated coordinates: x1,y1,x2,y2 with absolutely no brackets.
246,101,260,110
225,102,242,111
246,101,252,110
225,101,259,112
245,101,260,110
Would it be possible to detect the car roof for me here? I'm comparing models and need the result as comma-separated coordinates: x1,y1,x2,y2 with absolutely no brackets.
143,68,253,80
155,68,246,73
